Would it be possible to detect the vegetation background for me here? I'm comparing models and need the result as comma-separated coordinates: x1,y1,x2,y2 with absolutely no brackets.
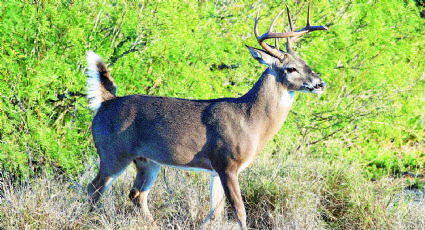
0,0,424,229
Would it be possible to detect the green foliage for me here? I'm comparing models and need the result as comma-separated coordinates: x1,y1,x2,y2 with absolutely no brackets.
0,0,424,195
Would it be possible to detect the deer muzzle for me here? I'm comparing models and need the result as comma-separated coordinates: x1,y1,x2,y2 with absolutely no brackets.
303,80,326,94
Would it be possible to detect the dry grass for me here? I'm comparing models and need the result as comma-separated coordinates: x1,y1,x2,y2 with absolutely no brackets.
1,153,424,230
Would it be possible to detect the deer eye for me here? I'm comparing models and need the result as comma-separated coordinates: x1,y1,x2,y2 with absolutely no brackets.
287,67,297,73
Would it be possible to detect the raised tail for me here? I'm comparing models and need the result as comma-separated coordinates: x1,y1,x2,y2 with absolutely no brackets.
86,51,117,112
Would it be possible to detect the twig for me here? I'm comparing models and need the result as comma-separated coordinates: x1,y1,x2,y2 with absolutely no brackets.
48,91,86,103
306,126,345,146
108,40,147,67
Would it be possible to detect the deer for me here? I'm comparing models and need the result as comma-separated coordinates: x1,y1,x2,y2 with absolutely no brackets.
86,2,327,230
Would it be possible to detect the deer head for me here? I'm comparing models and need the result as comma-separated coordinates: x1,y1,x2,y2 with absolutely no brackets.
247,2,328,94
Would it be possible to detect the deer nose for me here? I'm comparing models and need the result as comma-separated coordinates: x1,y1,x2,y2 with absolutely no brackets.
316,81,326,90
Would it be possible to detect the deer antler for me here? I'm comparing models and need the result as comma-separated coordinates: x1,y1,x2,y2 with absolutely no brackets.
254,1,328,59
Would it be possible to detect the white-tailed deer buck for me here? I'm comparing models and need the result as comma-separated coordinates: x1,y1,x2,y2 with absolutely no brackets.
86,2,327,229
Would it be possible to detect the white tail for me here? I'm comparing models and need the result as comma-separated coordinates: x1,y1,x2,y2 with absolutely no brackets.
86,3,327,230
85,51,117,112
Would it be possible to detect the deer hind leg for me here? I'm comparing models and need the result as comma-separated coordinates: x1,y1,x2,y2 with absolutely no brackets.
201,174,226,227
128,157,161,221
210,174,226,219
88,152,132,208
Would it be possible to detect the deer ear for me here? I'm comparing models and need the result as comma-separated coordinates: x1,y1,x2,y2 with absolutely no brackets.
246,45,278,67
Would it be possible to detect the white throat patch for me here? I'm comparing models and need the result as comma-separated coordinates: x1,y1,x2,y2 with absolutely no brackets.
280,91,295,107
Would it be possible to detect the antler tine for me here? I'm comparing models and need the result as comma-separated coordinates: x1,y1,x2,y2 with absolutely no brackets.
268,9,285,33
254,9,261,38
274,29,279,52
286,37,295,53
271,11,285,53
284,1,298,53
307,1,311,27
284,1,294,32
300,1,328,32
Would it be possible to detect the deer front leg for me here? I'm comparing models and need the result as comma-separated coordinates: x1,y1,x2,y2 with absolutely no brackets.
218,170,247,230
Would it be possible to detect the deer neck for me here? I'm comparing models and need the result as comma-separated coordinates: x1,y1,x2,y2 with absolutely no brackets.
241,68,295,150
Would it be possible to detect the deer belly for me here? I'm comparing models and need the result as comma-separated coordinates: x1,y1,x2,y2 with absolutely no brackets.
166,164,217,175
144,157,217,175
135,143,216,173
